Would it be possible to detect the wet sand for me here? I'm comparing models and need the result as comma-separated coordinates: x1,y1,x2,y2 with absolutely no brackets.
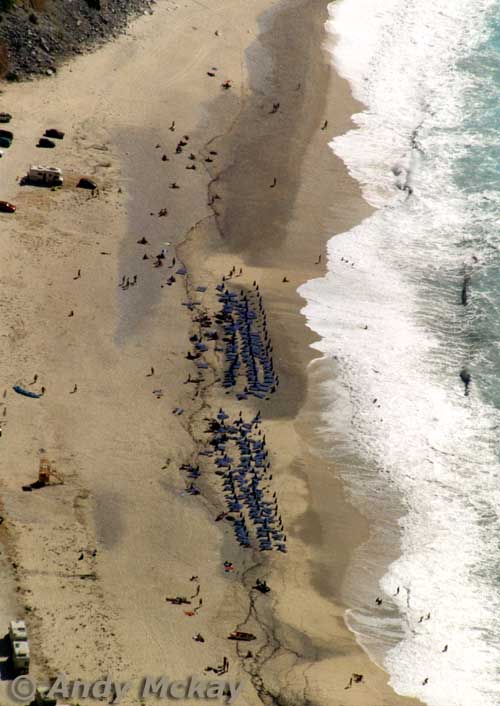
0,0,421,704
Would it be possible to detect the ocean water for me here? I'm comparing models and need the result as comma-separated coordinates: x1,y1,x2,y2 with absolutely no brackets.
299,1,500,705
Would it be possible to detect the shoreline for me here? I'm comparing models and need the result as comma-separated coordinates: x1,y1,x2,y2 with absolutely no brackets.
0,1,422,705
178,0,423,704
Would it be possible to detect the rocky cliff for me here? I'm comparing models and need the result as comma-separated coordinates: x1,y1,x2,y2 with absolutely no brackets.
0,0,153,79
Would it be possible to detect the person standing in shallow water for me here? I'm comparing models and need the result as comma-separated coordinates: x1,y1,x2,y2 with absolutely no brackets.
460,368,471,395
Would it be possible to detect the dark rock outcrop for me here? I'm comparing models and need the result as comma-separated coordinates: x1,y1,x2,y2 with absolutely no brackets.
0,0,153,80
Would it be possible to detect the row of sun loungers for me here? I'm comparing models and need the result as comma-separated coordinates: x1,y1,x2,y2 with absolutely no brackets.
210,408,285,552
178,280,285,552
179,408,286,552
215,283,278,400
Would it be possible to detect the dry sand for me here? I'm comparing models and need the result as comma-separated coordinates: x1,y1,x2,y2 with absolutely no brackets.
0,1,422,705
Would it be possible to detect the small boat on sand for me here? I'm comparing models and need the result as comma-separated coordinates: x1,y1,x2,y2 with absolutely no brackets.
13,385,41,399
227,631,256,642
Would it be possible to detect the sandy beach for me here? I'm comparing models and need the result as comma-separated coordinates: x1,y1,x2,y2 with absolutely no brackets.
0,1,422,704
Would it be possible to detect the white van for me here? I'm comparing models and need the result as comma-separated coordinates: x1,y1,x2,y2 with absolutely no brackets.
27,165,63,186
8,619,30,674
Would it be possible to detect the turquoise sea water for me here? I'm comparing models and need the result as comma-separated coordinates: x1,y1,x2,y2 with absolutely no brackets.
460,13,500,408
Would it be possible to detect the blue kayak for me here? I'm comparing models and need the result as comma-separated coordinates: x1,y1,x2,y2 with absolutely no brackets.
13,385,41,399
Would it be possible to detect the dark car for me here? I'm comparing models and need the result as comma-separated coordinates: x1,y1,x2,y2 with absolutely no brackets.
37,137,56,148
0,113,12,123
77,177,97,190
0,201,16,213
0,129,13,140
44,128,65,139
0,136,11,148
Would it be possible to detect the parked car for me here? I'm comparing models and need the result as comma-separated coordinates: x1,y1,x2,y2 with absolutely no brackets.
77,177,97,190
0,129,13,140
0,113,12,123
44,128,64,139
37,137,55,148
0,201,16,213
0,136,11,148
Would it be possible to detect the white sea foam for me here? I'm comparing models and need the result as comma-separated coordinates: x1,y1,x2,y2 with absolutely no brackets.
300,1,500,704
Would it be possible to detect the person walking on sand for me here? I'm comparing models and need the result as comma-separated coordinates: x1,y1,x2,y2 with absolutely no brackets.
148,367,155,377
70,384,78,394
74,269,81,280
270,177,277,188
321,119,328,130
169,121,176,131
31,374,38,385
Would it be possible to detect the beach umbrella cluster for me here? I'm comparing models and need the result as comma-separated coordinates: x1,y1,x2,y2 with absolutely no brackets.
209,408,286,553
215,283,278,400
